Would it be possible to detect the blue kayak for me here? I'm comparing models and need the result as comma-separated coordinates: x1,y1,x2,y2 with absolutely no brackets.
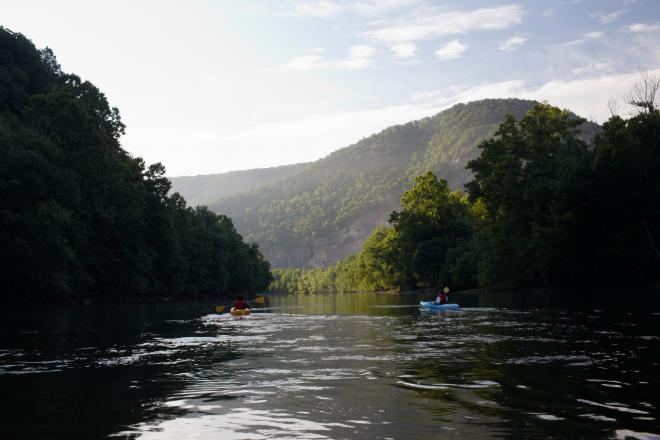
420,301,460,311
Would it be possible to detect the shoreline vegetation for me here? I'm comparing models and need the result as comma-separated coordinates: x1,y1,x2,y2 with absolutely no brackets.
270,94,660,297
0,27,271,305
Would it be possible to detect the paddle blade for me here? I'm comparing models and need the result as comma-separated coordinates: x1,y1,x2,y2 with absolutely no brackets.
253,296,266,304
215,305,226,313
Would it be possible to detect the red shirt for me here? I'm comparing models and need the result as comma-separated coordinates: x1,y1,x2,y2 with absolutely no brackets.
436,293,448,304
233,299,248,310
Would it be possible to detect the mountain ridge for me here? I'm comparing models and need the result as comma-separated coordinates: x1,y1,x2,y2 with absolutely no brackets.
170,98,597,268
170,162,308,207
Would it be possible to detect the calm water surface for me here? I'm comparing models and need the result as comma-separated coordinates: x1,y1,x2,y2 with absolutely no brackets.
0,293,658,439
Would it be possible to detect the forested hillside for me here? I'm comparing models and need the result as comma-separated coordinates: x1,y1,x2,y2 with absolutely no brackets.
170,163,307,207
0,27,271,303
270,99,660,294
190,99,596,268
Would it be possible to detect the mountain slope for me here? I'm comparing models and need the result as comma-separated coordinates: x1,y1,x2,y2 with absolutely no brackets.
170,163,307,207
200,99,542,267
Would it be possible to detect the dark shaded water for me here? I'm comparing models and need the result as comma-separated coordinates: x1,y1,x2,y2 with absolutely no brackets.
1,293,658,439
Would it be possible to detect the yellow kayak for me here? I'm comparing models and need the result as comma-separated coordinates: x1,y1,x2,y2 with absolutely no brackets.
230,308,251,317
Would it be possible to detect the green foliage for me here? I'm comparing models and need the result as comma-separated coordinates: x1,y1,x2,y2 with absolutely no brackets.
466,103,592,287
465,101,660,288
354,226,399,291
271,99,660,294
389,172,473,289
0,27,271,304
170,163,307,207
268,172,475,294
574,103,660,284
269,256,362,295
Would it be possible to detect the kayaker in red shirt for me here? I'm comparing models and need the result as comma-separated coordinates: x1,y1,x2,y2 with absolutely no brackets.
435,287,449,305
232,295,250,310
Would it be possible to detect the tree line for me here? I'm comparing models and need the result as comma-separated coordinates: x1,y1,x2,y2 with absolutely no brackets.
0,27,271,304
270,93,660,294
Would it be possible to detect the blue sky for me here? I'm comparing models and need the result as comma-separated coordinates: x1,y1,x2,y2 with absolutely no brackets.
3,0,660,176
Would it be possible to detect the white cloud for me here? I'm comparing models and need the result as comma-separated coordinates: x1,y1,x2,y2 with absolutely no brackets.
499,36,527,51
351,0,420,16
556,31,604,47
556,40,584,47
276,0,421,18
391,42,418,59
345,45,377,68
542,8,554,17
411,80,525,105
284,45,377,70
410,69,660,124
583,31,604,39
364,4,523,43
266,0,420,18
282,0,342,18
571,62,611,75
435,40,467,60
624,23,660,32
594,10,626,24
519,73,648,121
284,54,326,70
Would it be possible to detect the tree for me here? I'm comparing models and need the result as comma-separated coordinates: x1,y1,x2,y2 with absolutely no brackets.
466,103,590,287
577,77,660,284
355,226,398,291
389,172,473,289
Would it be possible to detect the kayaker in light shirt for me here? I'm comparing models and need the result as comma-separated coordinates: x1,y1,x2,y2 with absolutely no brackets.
435,287,449,305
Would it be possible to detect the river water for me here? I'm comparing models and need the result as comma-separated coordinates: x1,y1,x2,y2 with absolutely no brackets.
0,292,658,439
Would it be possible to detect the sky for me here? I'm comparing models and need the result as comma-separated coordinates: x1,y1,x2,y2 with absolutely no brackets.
3,0,660,176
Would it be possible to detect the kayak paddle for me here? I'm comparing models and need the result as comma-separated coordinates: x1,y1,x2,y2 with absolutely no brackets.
215,295,265,314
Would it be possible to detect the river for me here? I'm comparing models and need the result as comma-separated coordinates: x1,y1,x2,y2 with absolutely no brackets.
0,292,658,439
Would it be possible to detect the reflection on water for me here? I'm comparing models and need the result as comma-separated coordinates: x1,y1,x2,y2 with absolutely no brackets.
0,293,658,439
